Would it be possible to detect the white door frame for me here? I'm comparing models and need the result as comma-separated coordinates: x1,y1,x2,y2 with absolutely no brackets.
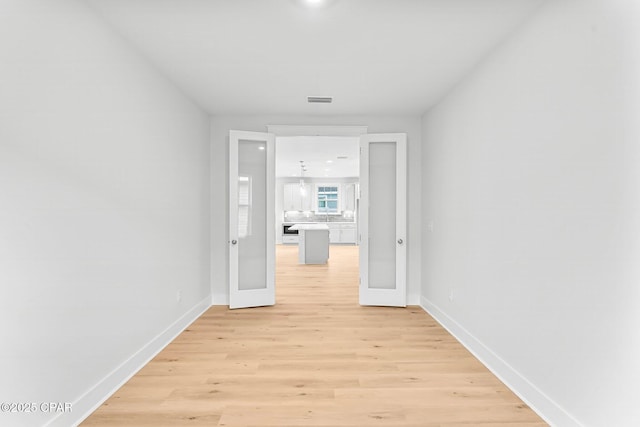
359,133,407,307
228,127,407,309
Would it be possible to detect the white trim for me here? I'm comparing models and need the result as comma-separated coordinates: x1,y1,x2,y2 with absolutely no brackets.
419,296,582,427
47,297,211,427
267,125,368,137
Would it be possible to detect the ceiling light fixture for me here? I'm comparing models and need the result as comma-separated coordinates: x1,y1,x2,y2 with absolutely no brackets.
297,0,335,9
303,0,326,7
299,161,307,195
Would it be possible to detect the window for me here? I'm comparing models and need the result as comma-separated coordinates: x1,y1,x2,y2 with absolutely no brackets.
316,185,339,213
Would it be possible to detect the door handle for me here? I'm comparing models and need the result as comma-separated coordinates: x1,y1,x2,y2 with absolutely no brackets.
397,239,403,244
231,240,237,245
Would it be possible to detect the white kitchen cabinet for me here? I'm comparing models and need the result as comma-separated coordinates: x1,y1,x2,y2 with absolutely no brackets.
283,183,312,211
339,223,357,244
283,183,300,211
301,184,313,211
327,222,357,244
340,227,357,244
343,183,357,212
282,235,299,244
329,226,341,243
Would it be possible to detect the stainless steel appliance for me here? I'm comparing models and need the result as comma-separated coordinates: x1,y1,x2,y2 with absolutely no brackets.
283,224,299,235
282,223,299,244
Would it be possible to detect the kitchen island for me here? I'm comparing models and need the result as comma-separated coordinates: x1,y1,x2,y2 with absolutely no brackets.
288,223,330,264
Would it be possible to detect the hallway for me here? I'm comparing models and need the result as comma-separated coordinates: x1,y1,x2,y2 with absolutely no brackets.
82,245,545,426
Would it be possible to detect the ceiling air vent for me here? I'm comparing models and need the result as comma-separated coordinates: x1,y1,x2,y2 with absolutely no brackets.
307,96,333,104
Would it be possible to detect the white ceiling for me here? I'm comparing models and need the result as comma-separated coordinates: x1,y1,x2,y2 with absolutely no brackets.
86,0,543,116
276,136,359,178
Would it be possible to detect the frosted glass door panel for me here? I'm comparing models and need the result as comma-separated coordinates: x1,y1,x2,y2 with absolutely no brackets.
368,142,397,290
238,140,267,291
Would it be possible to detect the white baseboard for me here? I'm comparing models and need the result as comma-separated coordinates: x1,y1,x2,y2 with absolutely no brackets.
420,296,582,427
45,297,212,427
211,294,417,306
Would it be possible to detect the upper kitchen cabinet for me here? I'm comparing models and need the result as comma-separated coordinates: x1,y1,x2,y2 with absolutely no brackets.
343,183,357,212
283,182,313,211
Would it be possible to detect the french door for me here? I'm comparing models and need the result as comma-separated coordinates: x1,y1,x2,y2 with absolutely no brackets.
359,133,407,307
229,130,406,309
229,130,275,309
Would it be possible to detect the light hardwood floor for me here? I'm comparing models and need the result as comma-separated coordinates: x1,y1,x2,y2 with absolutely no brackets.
82,244,547,426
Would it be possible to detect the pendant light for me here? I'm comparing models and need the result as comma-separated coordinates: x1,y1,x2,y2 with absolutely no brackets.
299,161,307,196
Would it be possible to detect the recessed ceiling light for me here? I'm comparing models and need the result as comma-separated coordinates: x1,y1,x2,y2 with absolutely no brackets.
297,0,334,8
326,160,333,163
304,0,325,7
258,146,265,150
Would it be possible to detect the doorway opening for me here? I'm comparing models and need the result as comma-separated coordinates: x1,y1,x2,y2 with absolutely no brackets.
229,129,406,309
274,135,361,304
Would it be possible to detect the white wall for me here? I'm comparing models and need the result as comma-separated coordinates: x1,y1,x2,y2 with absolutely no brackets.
421,0,640,425
212,115,421,305
0,1,211,426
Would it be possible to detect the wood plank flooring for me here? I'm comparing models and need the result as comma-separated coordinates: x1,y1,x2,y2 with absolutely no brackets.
82,244,547,426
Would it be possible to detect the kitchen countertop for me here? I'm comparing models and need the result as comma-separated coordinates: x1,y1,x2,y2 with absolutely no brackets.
288,223,330,231
283,221,355,225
